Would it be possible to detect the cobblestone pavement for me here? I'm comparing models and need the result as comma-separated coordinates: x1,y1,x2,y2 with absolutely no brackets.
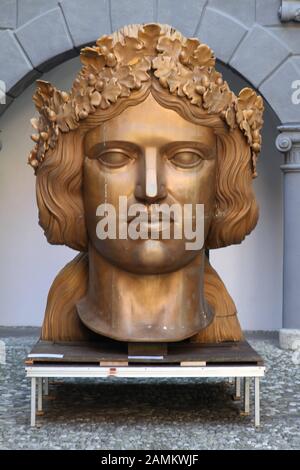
0,331,299,450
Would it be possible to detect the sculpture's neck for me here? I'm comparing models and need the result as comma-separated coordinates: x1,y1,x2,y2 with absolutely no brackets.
76,244,213,342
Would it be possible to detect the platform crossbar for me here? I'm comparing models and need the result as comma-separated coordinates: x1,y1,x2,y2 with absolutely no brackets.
26,364,265,428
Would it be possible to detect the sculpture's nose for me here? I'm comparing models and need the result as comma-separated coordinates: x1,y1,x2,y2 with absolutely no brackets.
135,147,167,203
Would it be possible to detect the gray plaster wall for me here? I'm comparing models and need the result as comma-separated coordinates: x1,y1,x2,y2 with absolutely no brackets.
0,0,299,122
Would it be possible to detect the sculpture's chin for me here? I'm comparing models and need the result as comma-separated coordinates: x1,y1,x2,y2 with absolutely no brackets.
91,238,201,275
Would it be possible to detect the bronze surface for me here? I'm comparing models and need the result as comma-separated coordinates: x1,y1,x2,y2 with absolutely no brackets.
28,24,263,344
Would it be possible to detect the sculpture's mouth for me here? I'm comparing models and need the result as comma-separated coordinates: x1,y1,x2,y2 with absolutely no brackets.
127,206,175,235
139,219,173,234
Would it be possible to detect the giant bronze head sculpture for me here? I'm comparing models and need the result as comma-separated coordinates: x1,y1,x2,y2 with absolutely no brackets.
28,24,263,343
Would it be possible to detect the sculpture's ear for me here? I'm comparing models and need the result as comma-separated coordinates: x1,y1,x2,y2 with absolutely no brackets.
36,131,88,252
206,128,259,249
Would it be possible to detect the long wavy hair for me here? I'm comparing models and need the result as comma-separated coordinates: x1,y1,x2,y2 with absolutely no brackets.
36,78,258,342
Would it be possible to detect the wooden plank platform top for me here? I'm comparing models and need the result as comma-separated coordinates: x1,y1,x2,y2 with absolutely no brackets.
26,340,263,366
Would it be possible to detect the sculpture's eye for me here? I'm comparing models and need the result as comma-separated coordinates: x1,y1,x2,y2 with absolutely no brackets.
169,150,203,169
98,150,132,168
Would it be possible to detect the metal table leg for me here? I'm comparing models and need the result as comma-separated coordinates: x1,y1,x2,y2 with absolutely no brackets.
37,377,43,412
255,377,260,427
244,377,250,414
43,377,49,396
234,377,241,400
30,377,36,427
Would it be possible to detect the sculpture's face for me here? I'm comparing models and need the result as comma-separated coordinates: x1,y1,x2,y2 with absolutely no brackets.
83,94,217,274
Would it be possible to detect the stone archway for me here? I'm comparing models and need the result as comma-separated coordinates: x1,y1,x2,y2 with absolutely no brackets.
1,0,299,123
0,0,300,334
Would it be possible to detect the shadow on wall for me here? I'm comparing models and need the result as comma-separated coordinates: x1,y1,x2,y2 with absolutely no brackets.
211,61,282,330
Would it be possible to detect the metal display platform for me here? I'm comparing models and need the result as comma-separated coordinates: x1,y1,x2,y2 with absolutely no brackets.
25,340,265,427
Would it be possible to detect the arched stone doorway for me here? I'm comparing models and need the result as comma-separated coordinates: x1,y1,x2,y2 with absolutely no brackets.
0,0,299,331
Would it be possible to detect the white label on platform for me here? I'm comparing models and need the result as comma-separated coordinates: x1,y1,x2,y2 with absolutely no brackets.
28,353,64,358
128,355,164,360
